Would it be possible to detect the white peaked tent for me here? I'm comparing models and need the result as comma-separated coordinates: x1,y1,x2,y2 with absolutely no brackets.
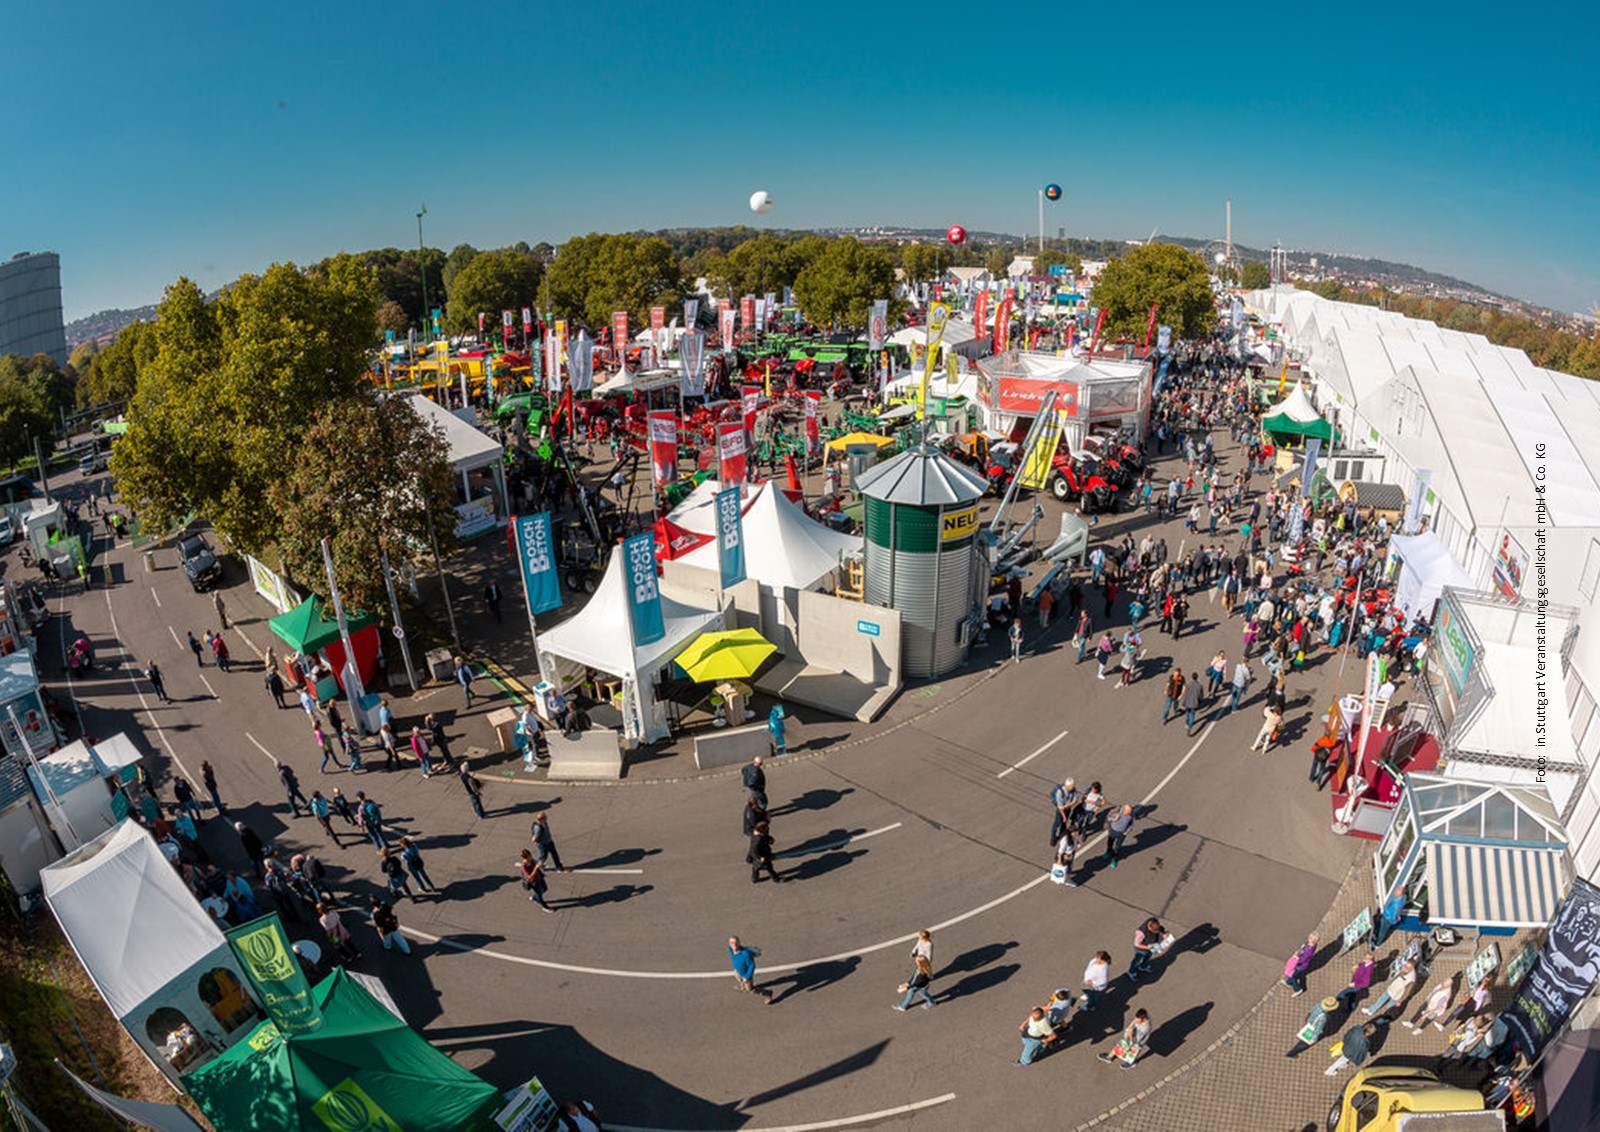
1388,532,1473,622
1261,383,1322,426
678,482,861,592
538,552,721,744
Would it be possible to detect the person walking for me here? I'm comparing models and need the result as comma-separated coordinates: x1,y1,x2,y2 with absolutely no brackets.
1403,976,1455,1032
1162,670,1185,724
1095,631,1115,679
278,761,310,817
1102,804,1136,868
315,724,343,773
1251,701,1285,753
1286,996,1344,1059
380,848,415,902
531,813,568,872
1284,932,1319,996
1017,1007,1057,1065
1335,951,1378,1012
1364,959,1419,1019
1081,951,1111,1012
398,837,436,893
379,722,399,771
741,756,767,806
519,849,555,913
409,727,433,777
1205,650,1227,698
201,760,226,815
1073,608,1092,663
1049,778,1081,845
1127,917,1165,982
1053,824,1082,887
186,631,205,666
911,929,934,967
1324,1021,1380,1077
1009,618,1023,664
369,897,412,955
264,667,286,709
1227,658,1253,715
1180,673,1204,734
211,633,231,673
743,795,769,837
459,761,487,819
172,777,202,822
341,726,363,773
424,713,455,769
325,698,344,739
1098,1008,1153,1069
234,821,268,877
748,820,781,884
145,660,170,703
310,791,338,844
483,579,502,624
893,955,936,1011
316,902,361,964
298,686,320,722
330,787,357,829
454,656,476,709
1439,974,1494,1031
727,937,772,1001
357,792,388,850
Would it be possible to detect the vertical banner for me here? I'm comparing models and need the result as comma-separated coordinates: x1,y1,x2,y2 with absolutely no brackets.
684,298,700,329
502,309,514,347
514,512,563,616
569,330,594,393
1230,297,1244,329
1503,879,1600,1062
717,421,747,485
1404,469,1432,535
1300,437,1322,495
1087,306,1107,354
1017,406,1065,490
681,330,706,397
719,306,737,350
225,914,324,1035
430,308,442,337
544,331,560,393
612,311,629,368
1143,302,1159,348
740,295,756,331
650,306,666,369
782,285,793,308
1357,653,1387,757
917,302,950,418
755,298,768,332
867,299,889,351
804,391,820,457
994,295,1015,353
521,306,533,342
622,532,665,646
1156,325,1171,354
763,292,778,323
741,385,761,447
647,411,678,487
715,485,746,589
477,312,485,338
974,289,989,339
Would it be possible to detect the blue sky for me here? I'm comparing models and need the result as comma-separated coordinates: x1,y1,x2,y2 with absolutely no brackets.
5,1,1598,320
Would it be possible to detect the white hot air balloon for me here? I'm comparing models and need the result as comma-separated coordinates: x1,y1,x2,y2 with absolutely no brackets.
749,190,774,214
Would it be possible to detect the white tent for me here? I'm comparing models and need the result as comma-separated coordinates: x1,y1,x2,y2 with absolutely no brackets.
404,393,508,534
1260,383,1322,426
1388,532,1473,621
678,482,860,592
538,552,721,744
887,318,989,360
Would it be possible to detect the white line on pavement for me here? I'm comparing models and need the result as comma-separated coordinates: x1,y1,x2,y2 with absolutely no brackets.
568,868,646,875
245,733,280,764
198,673,217,698
609,1093,958,1132
772,822,901,859
105,589,196,784
399,722,1220,980
150,588,161,608
996,729,1068,778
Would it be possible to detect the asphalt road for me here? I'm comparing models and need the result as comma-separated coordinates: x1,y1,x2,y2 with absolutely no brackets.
20,452,1367,1130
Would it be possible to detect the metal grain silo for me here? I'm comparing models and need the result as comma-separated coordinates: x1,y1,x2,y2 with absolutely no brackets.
857,446,986,677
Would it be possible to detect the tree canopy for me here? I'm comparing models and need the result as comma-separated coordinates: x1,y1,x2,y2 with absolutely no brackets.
0,355,62,467
546,233,683,329
1240,261,1272,290
703,235,812,302
1089,243,1216,340
444,249,543,335
792,238,896,329
79,319,157,406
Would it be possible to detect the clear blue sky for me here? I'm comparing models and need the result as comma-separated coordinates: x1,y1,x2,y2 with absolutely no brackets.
5,1,1597,320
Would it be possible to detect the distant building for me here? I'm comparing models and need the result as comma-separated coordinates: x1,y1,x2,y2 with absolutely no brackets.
0,252,67,366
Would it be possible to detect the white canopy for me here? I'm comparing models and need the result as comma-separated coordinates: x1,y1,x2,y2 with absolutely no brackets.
594,368,682,396
42,821,226,1021
404,393,502,472
1388,532,1473,622
1261,383,1322,425
678,482,861,592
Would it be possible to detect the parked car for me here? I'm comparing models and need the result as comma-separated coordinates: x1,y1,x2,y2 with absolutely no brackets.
176,534,223,592
1327,1067,1503,1132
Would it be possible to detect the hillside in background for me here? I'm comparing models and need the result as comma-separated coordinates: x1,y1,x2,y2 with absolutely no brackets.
65,304,159,347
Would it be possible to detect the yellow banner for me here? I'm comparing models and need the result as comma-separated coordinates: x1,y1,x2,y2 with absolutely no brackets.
941,505,979,541
918,302,950,420
1277,357,1289,395
1017,408,1064,490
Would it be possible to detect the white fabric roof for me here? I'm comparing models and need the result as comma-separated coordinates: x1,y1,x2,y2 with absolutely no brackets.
404,393,502,472
537,550,720,680
678,482,861,591
1388,531,1473,621
1261,383,1321,425
888,318,982,349
41,821,226,1021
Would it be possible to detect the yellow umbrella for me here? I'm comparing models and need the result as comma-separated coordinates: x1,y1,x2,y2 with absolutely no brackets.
824,431,895,452
676,628,777,683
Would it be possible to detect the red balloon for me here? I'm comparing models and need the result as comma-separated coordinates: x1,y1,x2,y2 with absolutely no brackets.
946,225,966,245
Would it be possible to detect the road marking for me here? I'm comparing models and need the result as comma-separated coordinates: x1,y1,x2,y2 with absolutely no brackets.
996,728,1068,778
568,868,646,875
245,733,281,764
401,722,1219,980
773,822,901,859
104,588,196,784
150,588,161,608
609,1093,957,1132
198,673,217,698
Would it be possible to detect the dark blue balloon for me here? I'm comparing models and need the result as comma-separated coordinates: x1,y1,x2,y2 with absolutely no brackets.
1044,183,1062,200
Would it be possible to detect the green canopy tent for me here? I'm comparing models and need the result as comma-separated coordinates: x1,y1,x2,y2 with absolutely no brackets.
186,968,501,1131
1259,383,1334,443
267,595,375,655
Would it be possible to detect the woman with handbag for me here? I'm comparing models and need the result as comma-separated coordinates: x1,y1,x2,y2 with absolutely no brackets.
893,955,936,1011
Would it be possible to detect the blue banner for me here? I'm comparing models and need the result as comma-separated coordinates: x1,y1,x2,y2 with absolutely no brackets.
1156,325,1171,354
515,513,562,617
716,486,745,589
1301,437,1322,495
623,532,665,645
1154,356,1172,394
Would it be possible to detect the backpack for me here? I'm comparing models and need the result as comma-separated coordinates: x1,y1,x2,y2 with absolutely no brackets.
1285,953,1301,979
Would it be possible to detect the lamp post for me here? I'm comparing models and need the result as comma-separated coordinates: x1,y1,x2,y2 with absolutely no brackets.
416,204,430,336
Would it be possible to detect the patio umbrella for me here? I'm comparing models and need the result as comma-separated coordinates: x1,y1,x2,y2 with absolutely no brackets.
676,628,776,683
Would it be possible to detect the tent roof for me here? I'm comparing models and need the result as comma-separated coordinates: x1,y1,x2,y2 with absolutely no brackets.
28,732,144,798
537,550,720,680
0,648,39,704
268,596,376,655
41,821,226,1020
402,393,502,472
1452,642,1580,768
678,482,862,591
856,446,986,506
825,431,894,451
187,968,500,1132
1261,383,1322,425
888,318,981,349
1387,531,1473,621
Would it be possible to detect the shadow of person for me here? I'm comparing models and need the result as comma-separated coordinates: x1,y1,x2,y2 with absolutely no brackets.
938,962,1022,1001
935,941,1020,979
1147,1001,1215,1058
764,956,861,1005
785,849,865,882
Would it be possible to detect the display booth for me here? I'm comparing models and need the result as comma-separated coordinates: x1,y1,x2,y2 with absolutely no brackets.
1387,532,1473,622
26,732,143,851
42,821,264,1085
1372,772,1571,936
403,393,508,539
972,351,1149,446
267,596,381,697
0,648,58,760
538,552,722,746
187,968,502,1132
1259,382,1334,443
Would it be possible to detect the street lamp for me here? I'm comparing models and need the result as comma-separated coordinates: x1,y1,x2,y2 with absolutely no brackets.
417,204,430,336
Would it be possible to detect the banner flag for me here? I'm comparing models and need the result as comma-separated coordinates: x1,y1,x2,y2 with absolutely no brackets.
1301,437,1322,495
514,512,562,616
917,302,950,419
544,331,560,393
684,298,699,329
755,297,768,332
622,532,665,646
502,309,514,338
867,299,889,350
1404,469,1432,535
974,289,989,338
805,391,820,457
763,292,777,325
648,411,678,487
720,306,737,349
994,296,1015,353
742,385,761,447
740,295,756,330
477,312,485,337
1087,306,1107,354
649,305,666,368
1157,324,1171,354
521,307,533,338
569,330,593,393
782,285,793,308
1503,878,1600,1061
225,914,323,1036
681,330,706,397
715,485,745,589
717,421,747,485
612,311,629,368
1278,356,1290,394
1016,407,1064,490
1143,302,1159,348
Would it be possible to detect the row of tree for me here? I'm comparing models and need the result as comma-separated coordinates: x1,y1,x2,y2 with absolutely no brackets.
0,353,76,467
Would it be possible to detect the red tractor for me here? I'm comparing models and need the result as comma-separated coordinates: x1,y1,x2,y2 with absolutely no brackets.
1050,454,1116,514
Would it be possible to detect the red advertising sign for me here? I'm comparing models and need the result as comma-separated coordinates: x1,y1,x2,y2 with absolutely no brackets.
975,290,989,339
741,385,761,445
1088,307,1108,354
805,391,820,457
612,311,629,365
717,421,747,485
521,307,533,338
647,411,678,487
1143,302,1159,348
740,296,756,330
650,306,666,331
719,307,737,347
995,378,1080,416
994,296,1015,352
477,312,485,336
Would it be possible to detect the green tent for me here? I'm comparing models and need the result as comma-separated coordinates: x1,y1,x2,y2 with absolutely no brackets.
268,595,375,655
187,968,501,1131
1259,383,1335,442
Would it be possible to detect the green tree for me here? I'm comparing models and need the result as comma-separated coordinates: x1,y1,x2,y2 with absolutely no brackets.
1240,261,1272,290
985,246,1013,280
269,393,456,612
80,319,157,406
1031,248,1083,279
899,243,942,285
114,259,380,553
0,358,56,467
705,235,803,302
376,300,410,336
441,244,481,300
793,238,897,329
444,249,543,335
1089,243,1215,340
546,233,683,329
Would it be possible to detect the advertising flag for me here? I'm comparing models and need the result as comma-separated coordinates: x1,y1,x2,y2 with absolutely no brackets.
782,285,793,308
1230,297,1244,329
1016,406,1065,490
715,485,745,589
569,330,594,393
742,385,761,446
226,914,323,1036
1156,324,1171,354
521,307,533,339
868,299,889,350
622,532,665,646
650,305,666,367
1503,879,1600,1061
1404,469,1432,535
1143,302,1159,348
684,298,699,329
974,289,989,338
681,330,706,396
755,297,768,332
544,331,560,393
612,311,629,368
502,309,514,342
763,292,778,323
717,421,747,485
719,306,737,349
805,391,820,457
740,295,756,330
994,295,1015,353
431,308,442,337
1300,437,1322,495
647,411,678,487
477,312,485,337
917,302,950,419
514,512,562,616
1087,306,1107,353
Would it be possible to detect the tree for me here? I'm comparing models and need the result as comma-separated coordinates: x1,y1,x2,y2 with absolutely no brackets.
899,243,943,285
985,246,1014,280
1031,248,1083,279
441,244,481,300
376,300,410,336
1089,243,1215,340
1240,261,1271,290
80,319,157,406
0,358,56,467
545,233,683,329
114,258,380,553
704,235,804,302
269,393,456,613
793,238,897,329
444,249,543,335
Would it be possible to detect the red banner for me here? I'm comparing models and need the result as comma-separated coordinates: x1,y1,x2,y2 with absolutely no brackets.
1143,302,1159,348
612,311,629,365
994,296,1015,352
717,421,747,485
477,312,485,336
521,307,533,339
741,385,761,446
647,411,678,487
740,296,756,330
650,306,666,331
996,377,1080,415
805,391,820,457
975,290,989,339
1089,307,1108,354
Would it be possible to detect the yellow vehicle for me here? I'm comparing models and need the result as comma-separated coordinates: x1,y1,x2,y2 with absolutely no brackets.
1327,1067,1504,1132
